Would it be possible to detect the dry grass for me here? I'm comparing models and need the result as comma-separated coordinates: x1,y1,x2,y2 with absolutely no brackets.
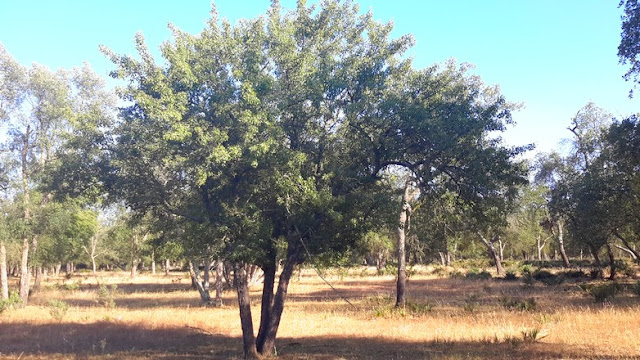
1,267,640,359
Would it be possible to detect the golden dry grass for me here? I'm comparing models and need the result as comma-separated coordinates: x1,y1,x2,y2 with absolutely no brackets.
1,266,640,359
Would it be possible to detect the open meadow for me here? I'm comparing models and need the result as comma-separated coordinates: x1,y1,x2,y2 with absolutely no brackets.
1,265,640,359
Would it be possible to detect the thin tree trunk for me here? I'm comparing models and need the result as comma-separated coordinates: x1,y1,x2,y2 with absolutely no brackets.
557,221,570,268
188,261,212,305
396,181,412,308
0,241,8,300
606,243,616,280
215,258,224,307
202,257,211,296
614,231,640,263
235,263,259,359
151,250,156,275
55,263,61,277
478,233,504,275
92,257,97,275
165,259,170,276
614,244,638,260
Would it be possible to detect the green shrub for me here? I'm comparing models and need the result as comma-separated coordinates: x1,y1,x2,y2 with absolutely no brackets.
449,269,465,279
48,300,69,321
504,270,518,281
584,282,623,303
465,268,492,280
0,291,22,313
97,284,117,309
500,296,537,311
522,271,535,286
632,281,640,297
64,281,81,291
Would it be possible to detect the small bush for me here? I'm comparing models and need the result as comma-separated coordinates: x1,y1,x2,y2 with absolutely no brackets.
521,327,547,343
632,281,640,297
532,269,554,280
449,270,465,279
64,281,81,291
463,294,480,313
522,271,535,287
0,291,22,313
465,268,492,280
586,282,622,303
504,270,518,281
563,269,587,279
48,300,69,321
588,268,602,279
97,284,118,309
500,296,537,311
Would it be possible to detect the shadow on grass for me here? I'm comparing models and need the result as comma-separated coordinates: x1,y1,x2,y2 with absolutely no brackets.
0,322,633,360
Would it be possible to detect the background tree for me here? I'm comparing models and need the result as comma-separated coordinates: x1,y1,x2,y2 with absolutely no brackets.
619,0,640,96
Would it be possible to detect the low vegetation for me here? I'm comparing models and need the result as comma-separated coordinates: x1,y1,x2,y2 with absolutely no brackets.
1,265,640,359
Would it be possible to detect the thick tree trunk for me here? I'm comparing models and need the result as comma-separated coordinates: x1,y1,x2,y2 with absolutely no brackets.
1,241,8,300
131,258,138,278
557,222,570,268
256,244,299,356
256,262,276,352
215,258,224,307
234,263,259,359
478,233,504,275
396,182,412,308
606,243,616,280
18,237,30,305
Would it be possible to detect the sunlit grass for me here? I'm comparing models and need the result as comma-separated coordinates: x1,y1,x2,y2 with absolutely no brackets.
1,266,639,359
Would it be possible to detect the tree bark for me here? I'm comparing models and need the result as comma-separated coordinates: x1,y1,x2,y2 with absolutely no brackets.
1,241,8,300
188,260,212,305
396,181,412,308
613,231,640,263
478,233,504,275
214,258,224,307
256,261,276,352
165,259,170,276
606,243,616,280
557,221,570,268
32,266,42,294
256,243,299,356
234,263,259,359
18,236,30,305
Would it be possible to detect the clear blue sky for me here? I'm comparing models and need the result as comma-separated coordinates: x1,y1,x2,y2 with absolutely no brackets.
1,0,636,155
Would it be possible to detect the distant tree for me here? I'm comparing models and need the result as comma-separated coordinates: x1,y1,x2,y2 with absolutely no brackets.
619,0,640,96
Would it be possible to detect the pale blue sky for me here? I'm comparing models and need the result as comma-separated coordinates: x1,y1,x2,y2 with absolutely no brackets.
0,0,636,155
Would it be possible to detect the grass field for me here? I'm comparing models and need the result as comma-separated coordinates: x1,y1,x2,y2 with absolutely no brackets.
1,266,640,359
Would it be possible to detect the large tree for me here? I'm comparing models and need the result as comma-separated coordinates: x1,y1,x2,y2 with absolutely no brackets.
49,1,527,358
619,0,640,96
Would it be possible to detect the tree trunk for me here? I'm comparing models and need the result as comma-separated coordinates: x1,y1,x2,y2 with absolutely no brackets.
256,243,299,356
215,258,224,307
606,243,616,280
498,239,506,262
235,263,259,359
256,261,276,352
478,233,504,275
131,258,138,278
396,181,412,308
615,244,638,260
165,259,170,276
557,221,570,268
151,251,156,275
203,257,211,295
188,261,212,305
92,257,97,275
18,236,30,306
32,266,42,294
55,263,61,277
614,231,640,263
0,241,8,300
590,245,602,267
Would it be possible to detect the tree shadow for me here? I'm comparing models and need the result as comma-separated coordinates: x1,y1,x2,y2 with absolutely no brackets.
0,322,633,359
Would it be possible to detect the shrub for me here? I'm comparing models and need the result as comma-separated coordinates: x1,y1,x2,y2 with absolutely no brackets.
521,327,547,343
584,282,623,303
64,281,81,291
465,268,492,280
563,269,587,279
504,270,518,281
463,294,480,313
0,291,22,313
522,271,535,287
97,284,118,309
48,300,69,321
500,296,537,311
632,281,640,297
449,270,465,279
